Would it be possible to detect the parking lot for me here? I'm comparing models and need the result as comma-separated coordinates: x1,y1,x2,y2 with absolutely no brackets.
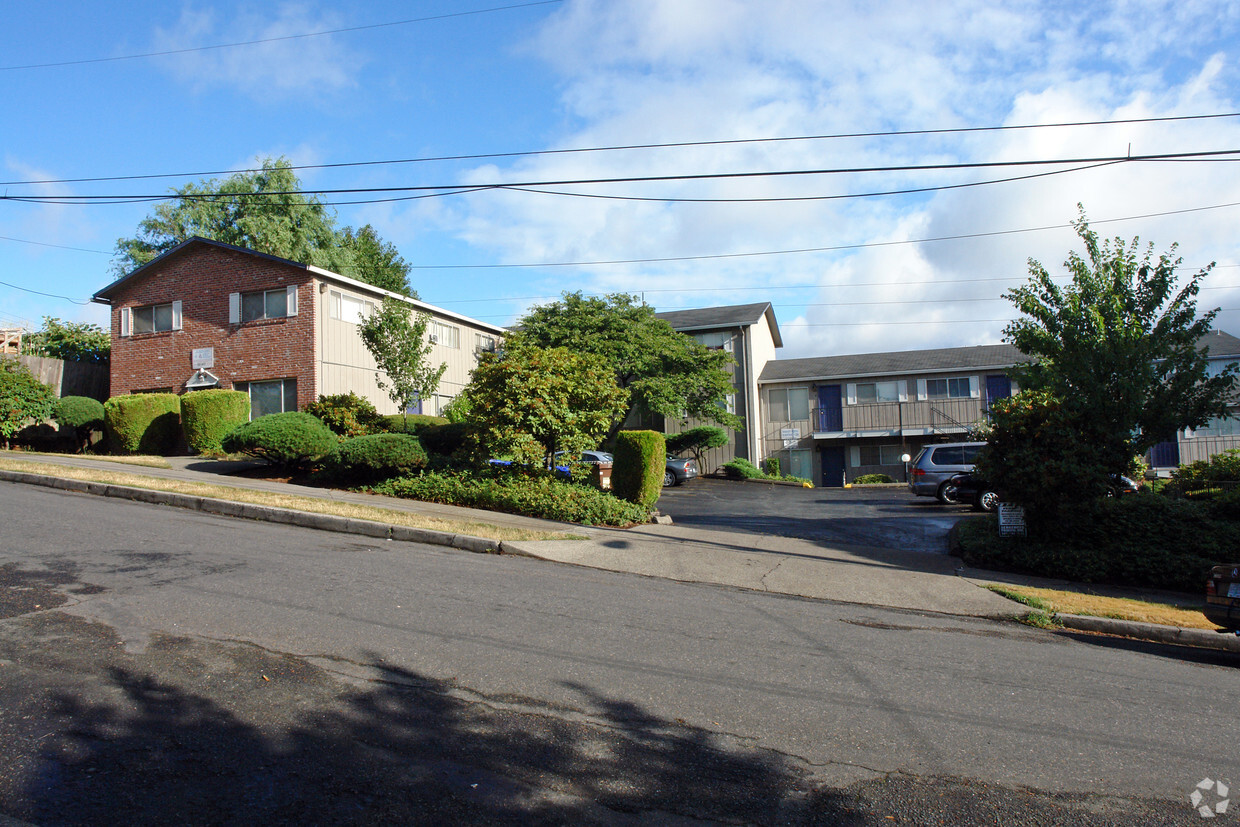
656,478,972,552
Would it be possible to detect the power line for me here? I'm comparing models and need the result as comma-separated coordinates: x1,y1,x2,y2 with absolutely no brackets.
0,235,111,255
0,1,562,72
5,111,1238,188
0,278,91,305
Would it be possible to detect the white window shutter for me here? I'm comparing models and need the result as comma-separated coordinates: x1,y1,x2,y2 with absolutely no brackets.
172,300,183,330
898,381,908,403
120,307,131,337
286,285,298,316
969,376,980,398
850,446,860,467
845,383,857,405
229,293,241,324
917,379,927,400
1009,378,1020,395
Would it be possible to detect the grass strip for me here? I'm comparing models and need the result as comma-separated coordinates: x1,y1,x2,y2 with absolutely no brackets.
1,449,171,468
0,458,574,543
987,583,1219,631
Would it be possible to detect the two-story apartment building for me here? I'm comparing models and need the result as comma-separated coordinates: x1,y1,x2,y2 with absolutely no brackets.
91,237,505,418
757,344,1024,486
653,302,782,472
1154,329,1240,469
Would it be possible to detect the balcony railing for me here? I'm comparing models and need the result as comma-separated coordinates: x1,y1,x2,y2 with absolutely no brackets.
811,397,983,434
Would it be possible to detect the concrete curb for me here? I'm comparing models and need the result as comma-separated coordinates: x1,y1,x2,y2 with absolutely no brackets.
1057,613,1240,653
0,468,504,556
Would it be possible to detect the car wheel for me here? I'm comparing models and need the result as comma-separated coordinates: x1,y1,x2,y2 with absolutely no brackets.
976,490,1000,512
663,470,676,487
936,482,954,503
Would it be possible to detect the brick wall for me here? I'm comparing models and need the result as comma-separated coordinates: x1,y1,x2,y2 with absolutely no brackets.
107,244,317,408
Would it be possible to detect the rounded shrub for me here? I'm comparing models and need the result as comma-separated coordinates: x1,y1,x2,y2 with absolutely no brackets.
612,430,666,508
326,433,428,482
418,422,474,457
52,395,105,452
221,412,337,469
181,389,250,453
103,393,183,455
304,393,384,438
722,457,763,479
853,473,895,484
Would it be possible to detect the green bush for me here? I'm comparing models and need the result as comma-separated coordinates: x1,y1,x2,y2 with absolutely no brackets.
955,495,1239,592
374,471,650,526
325,433,428,483
763,456,781,477
853,473,895,484
303,393,384,438
180,389,250,454
612,430,665,508
722,457,763,479
104,393,183,455
418,422,474,457
0,358,57,446
379,413,450,435
220,412,337,469
1164,448,1240,497
52,395,105,452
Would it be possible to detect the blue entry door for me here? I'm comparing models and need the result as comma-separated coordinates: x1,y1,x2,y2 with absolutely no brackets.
985,375,1012,408
820,446,845,487
818,385,842,431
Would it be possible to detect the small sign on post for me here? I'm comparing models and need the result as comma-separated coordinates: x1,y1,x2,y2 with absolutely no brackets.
998,503,1027,537
192,348,215,369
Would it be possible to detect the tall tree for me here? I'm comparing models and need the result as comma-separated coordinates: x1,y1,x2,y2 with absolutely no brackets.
1002,209,1238,472
518,292,743,443
22,317,110,363
113,157,415,296
461,339,628,467
357,299,447,427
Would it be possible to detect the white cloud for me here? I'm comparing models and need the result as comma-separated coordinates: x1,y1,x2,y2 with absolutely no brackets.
150,4,361,97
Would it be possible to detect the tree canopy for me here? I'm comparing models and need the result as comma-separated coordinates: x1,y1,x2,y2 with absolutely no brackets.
461,340,628,467
357,299,446,426
1003,211,1237,471
22,317,110,363
518,292,742,443
113,157,417,297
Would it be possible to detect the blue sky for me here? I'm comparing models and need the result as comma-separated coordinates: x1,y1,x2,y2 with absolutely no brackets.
4,0,1240,359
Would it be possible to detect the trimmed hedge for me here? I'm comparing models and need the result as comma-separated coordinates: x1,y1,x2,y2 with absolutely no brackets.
52,395,105,452
722,457,763,479
181,389,250,453
418,422,474,457
853,473,895,484
379,413,450,434
304,393,384,438
612,430,665,508
374,471,650,526
955,495,1240,593
220,412,337,469
325,433,428,483
104,393,183,455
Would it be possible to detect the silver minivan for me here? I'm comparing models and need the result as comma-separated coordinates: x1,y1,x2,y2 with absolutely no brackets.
907,441,986,502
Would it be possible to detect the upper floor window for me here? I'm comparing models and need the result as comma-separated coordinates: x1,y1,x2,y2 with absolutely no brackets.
330,290,374,325
431,321,459,348
695,331,733,352
925,377,971,399
768,387,809,421
229,286,297,324
121,301,181,336
475,333,498,354
854,381,902,404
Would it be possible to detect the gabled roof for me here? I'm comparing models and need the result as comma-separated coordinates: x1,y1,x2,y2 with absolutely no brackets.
1198,329,1240,358
760,343,1026,383
655,302,783,347
91,235,507,335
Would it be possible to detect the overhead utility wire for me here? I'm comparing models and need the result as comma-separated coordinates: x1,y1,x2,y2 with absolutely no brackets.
5,111,1237,187
0,278,91,305
0,1,562,72
6,148,1238,205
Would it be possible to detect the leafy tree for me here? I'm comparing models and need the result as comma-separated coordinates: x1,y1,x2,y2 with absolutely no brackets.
0,359,57,447
23,317,110,363
357,298,447,428
1003,210,1238,476
461,340,628,467
113,158,415,296
518,292,743,443
665,425,728,470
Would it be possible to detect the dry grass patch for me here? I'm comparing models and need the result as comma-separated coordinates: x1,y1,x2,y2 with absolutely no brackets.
0,459,574,543
0,449,171,468
987,583,1220,630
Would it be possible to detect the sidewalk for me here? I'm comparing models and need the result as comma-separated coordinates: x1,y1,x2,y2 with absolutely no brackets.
3,451,1236,652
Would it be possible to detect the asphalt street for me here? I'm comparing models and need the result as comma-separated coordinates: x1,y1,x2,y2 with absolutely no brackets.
1,481,1236,825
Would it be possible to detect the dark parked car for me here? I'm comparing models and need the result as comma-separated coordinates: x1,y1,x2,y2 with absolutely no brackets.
664,456,699,487
1205,564,1240,631
943,473,1000,512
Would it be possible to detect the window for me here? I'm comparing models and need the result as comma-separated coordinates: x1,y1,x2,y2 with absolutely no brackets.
330,290,374,324
855,381,901,403
123,302,181,335
475,333,498,353
694,331,733,351
924,377,971,399
431,321,459,348
788,449,811,479
242,288,288,322
1189,415,1240,438
234,378,297,419
857,444,906,466
768,387,810,421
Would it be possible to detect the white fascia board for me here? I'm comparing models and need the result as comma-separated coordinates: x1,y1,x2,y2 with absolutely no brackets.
307,265,508,335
